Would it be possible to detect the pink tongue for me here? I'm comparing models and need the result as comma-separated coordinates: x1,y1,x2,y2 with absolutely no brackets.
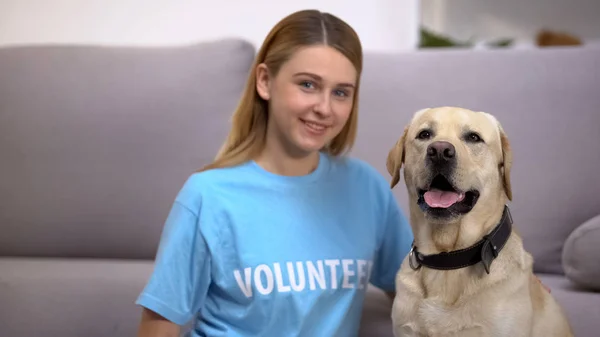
424,189,465,208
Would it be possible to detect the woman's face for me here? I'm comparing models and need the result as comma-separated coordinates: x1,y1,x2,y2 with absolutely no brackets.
256,45,357,157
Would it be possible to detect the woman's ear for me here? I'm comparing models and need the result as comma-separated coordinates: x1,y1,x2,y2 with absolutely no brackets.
255,63,271,101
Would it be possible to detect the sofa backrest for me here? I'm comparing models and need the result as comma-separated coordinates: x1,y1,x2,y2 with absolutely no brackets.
352,47,600,274
0,39,255,260
2,39,598,275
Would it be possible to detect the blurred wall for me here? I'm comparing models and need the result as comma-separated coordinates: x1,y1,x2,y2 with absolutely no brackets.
0,0,420,51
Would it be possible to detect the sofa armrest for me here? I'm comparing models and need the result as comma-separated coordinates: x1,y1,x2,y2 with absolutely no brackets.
562,214,600,291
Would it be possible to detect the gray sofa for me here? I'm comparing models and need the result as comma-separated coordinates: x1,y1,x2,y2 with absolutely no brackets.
1,38,599,337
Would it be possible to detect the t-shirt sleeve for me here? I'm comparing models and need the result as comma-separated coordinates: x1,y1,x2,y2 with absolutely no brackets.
369,190,414,292
135,199,212,325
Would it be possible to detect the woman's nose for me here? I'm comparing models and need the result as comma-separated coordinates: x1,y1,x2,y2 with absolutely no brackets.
313,92,332,116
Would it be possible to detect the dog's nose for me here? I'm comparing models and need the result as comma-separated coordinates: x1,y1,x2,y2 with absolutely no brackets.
427,141,455,163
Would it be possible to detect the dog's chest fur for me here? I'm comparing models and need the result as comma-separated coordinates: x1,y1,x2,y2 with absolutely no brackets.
391,243,533,337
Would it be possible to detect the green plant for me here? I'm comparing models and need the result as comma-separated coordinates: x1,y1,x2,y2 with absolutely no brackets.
419,27,513,49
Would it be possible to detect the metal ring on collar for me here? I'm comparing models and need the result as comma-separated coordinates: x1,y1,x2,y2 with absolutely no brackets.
409,245,421,270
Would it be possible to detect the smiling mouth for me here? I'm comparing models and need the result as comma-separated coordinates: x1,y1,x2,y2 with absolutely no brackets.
301,119,329,134
417,174,480,218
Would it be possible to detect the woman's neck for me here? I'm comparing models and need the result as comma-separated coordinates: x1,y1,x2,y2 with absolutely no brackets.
255,139,320,177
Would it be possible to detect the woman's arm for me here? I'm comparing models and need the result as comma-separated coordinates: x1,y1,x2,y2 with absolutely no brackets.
134,185,214,334
137,308,181,337
369,189,414,294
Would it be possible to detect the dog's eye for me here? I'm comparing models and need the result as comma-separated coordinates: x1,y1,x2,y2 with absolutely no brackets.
417,130,432,140
465,132,483,143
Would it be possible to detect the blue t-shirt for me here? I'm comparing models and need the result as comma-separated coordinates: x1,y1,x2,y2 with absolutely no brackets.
136,152,413,337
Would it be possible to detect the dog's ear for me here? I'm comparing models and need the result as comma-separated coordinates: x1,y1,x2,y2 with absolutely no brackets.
499,127,513,201
386,126,408,189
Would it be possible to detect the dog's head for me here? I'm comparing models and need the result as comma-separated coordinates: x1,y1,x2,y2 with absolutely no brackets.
387,107,512,223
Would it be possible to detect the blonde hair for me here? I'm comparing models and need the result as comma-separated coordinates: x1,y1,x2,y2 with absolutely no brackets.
199,9,363,172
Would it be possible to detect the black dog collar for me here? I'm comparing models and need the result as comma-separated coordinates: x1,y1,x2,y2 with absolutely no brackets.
409,205,513,274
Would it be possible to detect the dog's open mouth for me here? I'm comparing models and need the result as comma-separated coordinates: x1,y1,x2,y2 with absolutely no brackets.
417,174,480,217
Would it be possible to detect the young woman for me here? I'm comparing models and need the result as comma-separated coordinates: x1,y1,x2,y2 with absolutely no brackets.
136,9,414,337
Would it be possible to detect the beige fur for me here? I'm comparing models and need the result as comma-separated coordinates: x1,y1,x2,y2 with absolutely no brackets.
387,107,573,337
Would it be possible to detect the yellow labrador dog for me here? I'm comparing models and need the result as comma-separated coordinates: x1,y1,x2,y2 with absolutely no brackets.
386,107,573,337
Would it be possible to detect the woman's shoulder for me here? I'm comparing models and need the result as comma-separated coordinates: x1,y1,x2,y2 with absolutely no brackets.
172,162,255,213
185,162,250,186
328,154,391,190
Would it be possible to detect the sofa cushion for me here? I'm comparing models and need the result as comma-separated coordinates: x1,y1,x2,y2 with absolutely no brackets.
354,47,600,274
0,258,396,337
360,274,599,337
0,257,154,337
359,285,394,337
537,273,600,337
0,38,255,259
562,214,600,290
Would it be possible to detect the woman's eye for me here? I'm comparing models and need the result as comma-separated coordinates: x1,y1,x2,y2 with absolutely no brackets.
300,81,314,89
417,130,431,140
334,89,348,97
